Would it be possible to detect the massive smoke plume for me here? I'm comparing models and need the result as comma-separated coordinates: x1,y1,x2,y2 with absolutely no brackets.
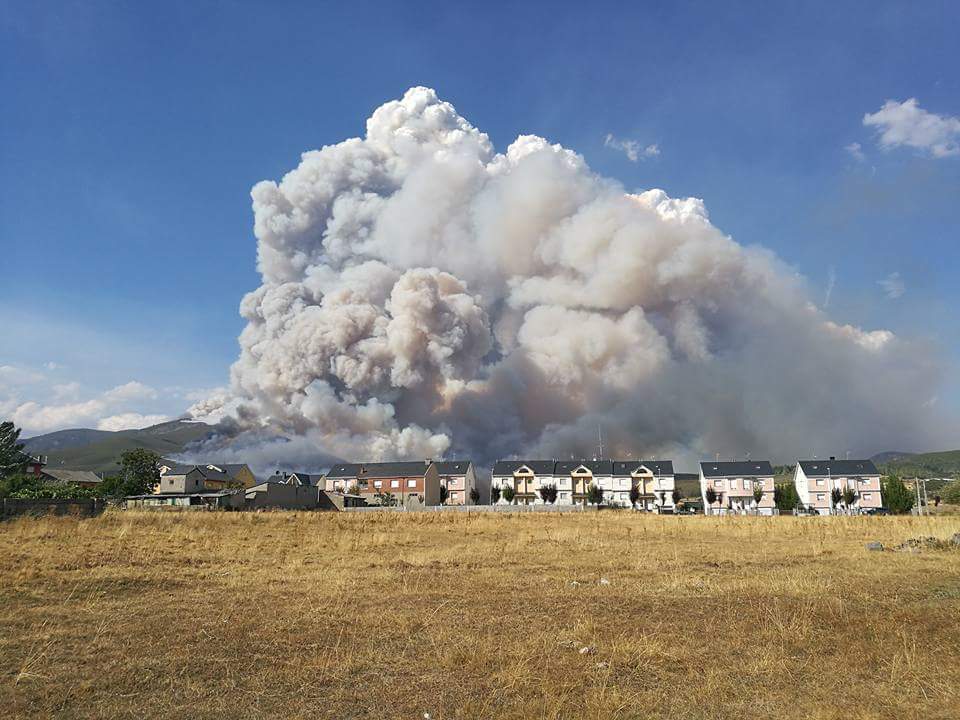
189,87,948,469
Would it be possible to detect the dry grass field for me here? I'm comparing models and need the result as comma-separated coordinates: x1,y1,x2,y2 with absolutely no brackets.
2,511,960,719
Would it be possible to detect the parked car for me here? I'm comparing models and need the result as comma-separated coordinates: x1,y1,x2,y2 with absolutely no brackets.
862,507,890,516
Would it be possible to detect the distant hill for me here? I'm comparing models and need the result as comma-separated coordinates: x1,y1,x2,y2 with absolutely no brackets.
23,420,215,473
871,449,960,485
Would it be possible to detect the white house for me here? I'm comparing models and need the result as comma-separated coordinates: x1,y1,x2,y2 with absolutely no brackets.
700,461,776,515
793,459,882,515
491,460,557,505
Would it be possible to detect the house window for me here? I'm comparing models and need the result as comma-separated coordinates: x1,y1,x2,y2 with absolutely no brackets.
817,494,825,502
391,480,399,488
863,493,873,501
450,492,458,502
374,481,382,488
816,479,825,487
407,479,417,488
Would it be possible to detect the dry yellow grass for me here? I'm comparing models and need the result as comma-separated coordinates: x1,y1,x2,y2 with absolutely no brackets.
2,510,960,719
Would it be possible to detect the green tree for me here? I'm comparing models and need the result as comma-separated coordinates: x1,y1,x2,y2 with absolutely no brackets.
752,483,764,514
439,485,449,505
539,483,558,504
469,487,480,504
830,487,842,514
628,484,640,509
671,488,681,507
775,483,800,514
490,485,501,504
0,472,43,498
587,483,604,508
121,449,161,492
705,486,717,514
501,484,516,504
882,476,915,514
0,421,27,478
842,487,858,513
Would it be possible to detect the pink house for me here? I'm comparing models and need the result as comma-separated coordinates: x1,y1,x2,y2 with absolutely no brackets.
700,461,776,515
793,459,882,515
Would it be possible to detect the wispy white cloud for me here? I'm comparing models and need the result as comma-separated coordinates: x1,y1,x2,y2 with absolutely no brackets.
863,98,960,158
97,413,169,431
823,265,837,308
604,133,659,162
878,272,905,299
844,142,865,162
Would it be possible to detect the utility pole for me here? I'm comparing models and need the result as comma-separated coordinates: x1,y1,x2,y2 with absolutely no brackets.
597,426,604,460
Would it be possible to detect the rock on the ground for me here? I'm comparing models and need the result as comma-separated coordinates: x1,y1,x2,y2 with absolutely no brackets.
865,541,884,551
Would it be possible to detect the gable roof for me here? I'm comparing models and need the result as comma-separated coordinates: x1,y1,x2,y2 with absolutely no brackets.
612,460,674,476
700,461,774,478
434,460,473,475
798,460,879,477
491,460,557,476
554,459,613,475
160,462,251,482
286,472,322,486
325,461,430,479
41,469,102,485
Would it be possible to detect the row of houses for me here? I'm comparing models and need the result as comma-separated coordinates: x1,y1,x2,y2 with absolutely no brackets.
490,457,884,515
19,452,885,515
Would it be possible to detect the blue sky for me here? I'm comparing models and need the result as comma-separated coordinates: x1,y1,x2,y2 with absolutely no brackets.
1,1,958,440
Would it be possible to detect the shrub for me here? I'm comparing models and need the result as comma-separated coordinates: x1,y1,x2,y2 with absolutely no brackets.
775,483,800,514
587,483,604,507
470,487,480,504
490,485,501,504
502,485,516,504
671,488,681,506
439,485,449,505
883,476,915,514
941,481,960,505
629,484,640,508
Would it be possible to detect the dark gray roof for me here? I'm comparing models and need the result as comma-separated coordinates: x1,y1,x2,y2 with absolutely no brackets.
798,460,879,477
325,461,431,479
41,469,102,484
161,462,250,482
434,460,473,475
286,472,322,486
612,460,674,476
700,461,774,477
554,460,614,475
491,460,557,476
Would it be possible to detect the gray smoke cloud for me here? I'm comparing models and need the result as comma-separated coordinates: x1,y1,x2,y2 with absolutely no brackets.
189,87,951,470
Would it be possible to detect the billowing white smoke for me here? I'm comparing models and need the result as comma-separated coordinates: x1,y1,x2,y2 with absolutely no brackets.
192,87,948,468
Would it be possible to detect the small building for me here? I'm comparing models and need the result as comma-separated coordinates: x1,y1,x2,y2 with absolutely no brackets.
700,461,776,515
39,468,103,489
323,461,441,507
156,462,257,494
18,452,47,477
245,482,320,510
434,460,479,505
793,459,882,515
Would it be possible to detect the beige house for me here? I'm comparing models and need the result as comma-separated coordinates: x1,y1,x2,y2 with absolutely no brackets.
434,461,479,505
156,462,256,494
